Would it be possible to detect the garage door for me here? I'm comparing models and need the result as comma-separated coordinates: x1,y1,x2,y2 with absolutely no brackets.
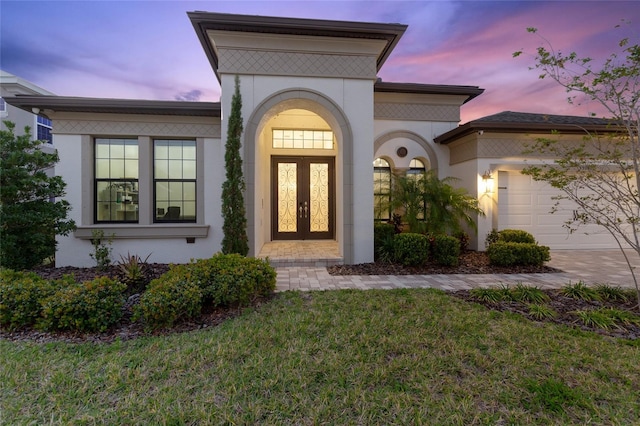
497,171,619,249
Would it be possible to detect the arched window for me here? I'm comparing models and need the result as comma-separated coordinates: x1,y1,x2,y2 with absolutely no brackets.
373,158,391,221
407,158,426,220
407,158,426,181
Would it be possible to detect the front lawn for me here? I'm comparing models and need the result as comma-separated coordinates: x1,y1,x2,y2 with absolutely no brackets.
2,289,639,424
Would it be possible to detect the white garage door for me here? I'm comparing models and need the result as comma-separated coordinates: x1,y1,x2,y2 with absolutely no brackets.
498,171,619,249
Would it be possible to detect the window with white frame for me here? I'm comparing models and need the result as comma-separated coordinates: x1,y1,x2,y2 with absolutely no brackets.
374,158,392,221
36,116,53,144
154,139,196,223
95,138,139,223
0,97,6,112
407,158,427,220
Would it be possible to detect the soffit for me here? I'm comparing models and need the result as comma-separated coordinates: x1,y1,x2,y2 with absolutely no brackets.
188,11,407,82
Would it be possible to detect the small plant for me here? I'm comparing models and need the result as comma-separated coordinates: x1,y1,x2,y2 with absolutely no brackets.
0,269,55,329
527,304,557,320
393,233,429,266
485,229,500,247
133,275,203,330
487,242,550,266
116,252,152,295
374,223,396,262
470,287,506,303
431,234,461,266
572,309,616,330
561,281,600,301
497,229,536,244
39,276,126,332
89,229,114,271
453,231,470,251
511,283,549,304
594,283,630,301
600,308,640,326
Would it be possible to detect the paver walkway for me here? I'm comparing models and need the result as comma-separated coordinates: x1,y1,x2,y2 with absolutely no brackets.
275,250,640,292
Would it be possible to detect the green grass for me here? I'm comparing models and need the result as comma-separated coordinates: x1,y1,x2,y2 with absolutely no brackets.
2,289,640,424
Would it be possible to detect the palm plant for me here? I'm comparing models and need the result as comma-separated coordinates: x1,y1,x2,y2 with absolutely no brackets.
391,171,484,235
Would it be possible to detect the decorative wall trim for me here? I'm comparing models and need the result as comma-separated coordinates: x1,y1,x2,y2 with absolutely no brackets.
218,48,377,79
374,102,459,121
55,120,221,138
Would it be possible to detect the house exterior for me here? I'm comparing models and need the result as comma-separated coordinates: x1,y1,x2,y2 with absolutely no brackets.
5,12,620,268
1,70,55,152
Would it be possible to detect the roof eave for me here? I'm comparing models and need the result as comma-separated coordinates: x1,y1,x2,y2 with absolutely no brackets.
4,95,221,118
435,121,625,144
375,82,484,104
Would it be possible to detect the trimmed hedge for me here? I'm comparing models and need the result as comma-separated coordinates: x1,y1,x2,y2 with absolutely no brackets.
394,233,430,266
497,229,536,244
0,269,55,329
487,242,550,266
431,234,461,267
39,277,126,332
133,275,202,330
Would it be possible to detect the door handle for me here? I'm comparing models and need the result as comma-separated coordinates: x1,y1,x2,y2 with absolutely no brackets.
298,203,304,219
303,201,308,218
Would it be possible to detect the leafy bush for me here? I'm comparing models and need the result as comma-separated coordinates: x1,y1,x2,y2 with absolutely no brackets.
40,277,126,332
0,269,55,329
374,223,396,262
497,229,536,244
393,233,430,266
469,287,506,303
485,229,501,247
453,231,470,251
487,242,550,266
133,275,202,330
431,234,460,266
188,254,276,306
594,283,630,301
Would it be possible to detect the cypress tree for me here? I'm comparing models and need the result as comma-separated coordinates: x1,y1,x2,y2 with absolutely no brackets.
221,75,249,255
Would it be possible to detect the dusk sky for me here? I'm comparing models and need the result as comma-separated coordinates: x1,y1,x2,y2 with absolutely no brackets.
1,1,638,123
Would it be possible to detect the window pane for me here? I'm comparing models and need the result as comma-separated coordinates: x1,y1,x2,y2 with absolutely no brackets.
155,142,169,159
124,159,138,179
110,143,124,158
183,182,196,201
156,182,169,201
169,181,183,199
183,144,196,160
168,160,182,178
183,201,196,218
96,159,110,178
155,160,168,179
272,129,334,150
183,160,196,180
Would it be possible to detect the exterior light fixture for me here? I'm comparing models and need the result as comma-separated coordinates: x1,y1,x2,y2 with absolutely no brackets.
482,170,494,194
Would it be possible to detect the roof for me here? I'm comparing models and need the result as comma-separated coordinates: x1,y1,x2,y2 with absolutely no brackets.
374,81,484,104
188,11,408,82
434,111,622,144
0,70,56,96
4,95,221,117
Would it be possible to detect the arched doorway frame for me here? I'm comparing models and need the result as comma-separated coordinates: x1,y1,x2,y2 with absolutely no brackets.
244,88,354,262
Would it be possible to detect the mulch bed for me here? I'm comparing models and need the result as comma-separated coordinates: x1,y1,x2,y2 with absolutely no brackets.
327,251,561,275
3,254,639,343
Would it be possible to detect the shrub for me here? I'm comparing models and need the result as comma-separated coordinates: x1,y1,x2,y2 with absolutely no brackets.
510,283,549,303
487,242,550,266
133,275,202,330
453,231,470,251
39,277,126,332
485,229,501,247
393,233,430,266
528,304,557,320
594,283,630,301
374,223,396,262
497,229,536,244
431,234,460,266
188,254,276,306
0,269,55,329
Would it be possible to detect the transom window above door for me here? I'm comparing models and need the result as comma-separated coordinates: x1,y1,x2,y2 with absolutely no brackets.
272,129,334,150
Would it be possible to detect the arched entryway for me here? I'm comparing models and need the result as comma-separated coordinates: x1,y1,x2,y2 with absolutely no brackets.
244,89,354,263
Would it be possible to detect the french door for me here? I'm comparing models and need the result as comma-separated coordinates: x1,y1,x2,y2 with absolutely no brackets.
271,156,335,240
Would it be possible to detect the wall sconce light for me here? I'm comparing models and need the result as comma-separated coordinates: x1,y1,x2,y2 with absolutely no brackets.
482,170,494,194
